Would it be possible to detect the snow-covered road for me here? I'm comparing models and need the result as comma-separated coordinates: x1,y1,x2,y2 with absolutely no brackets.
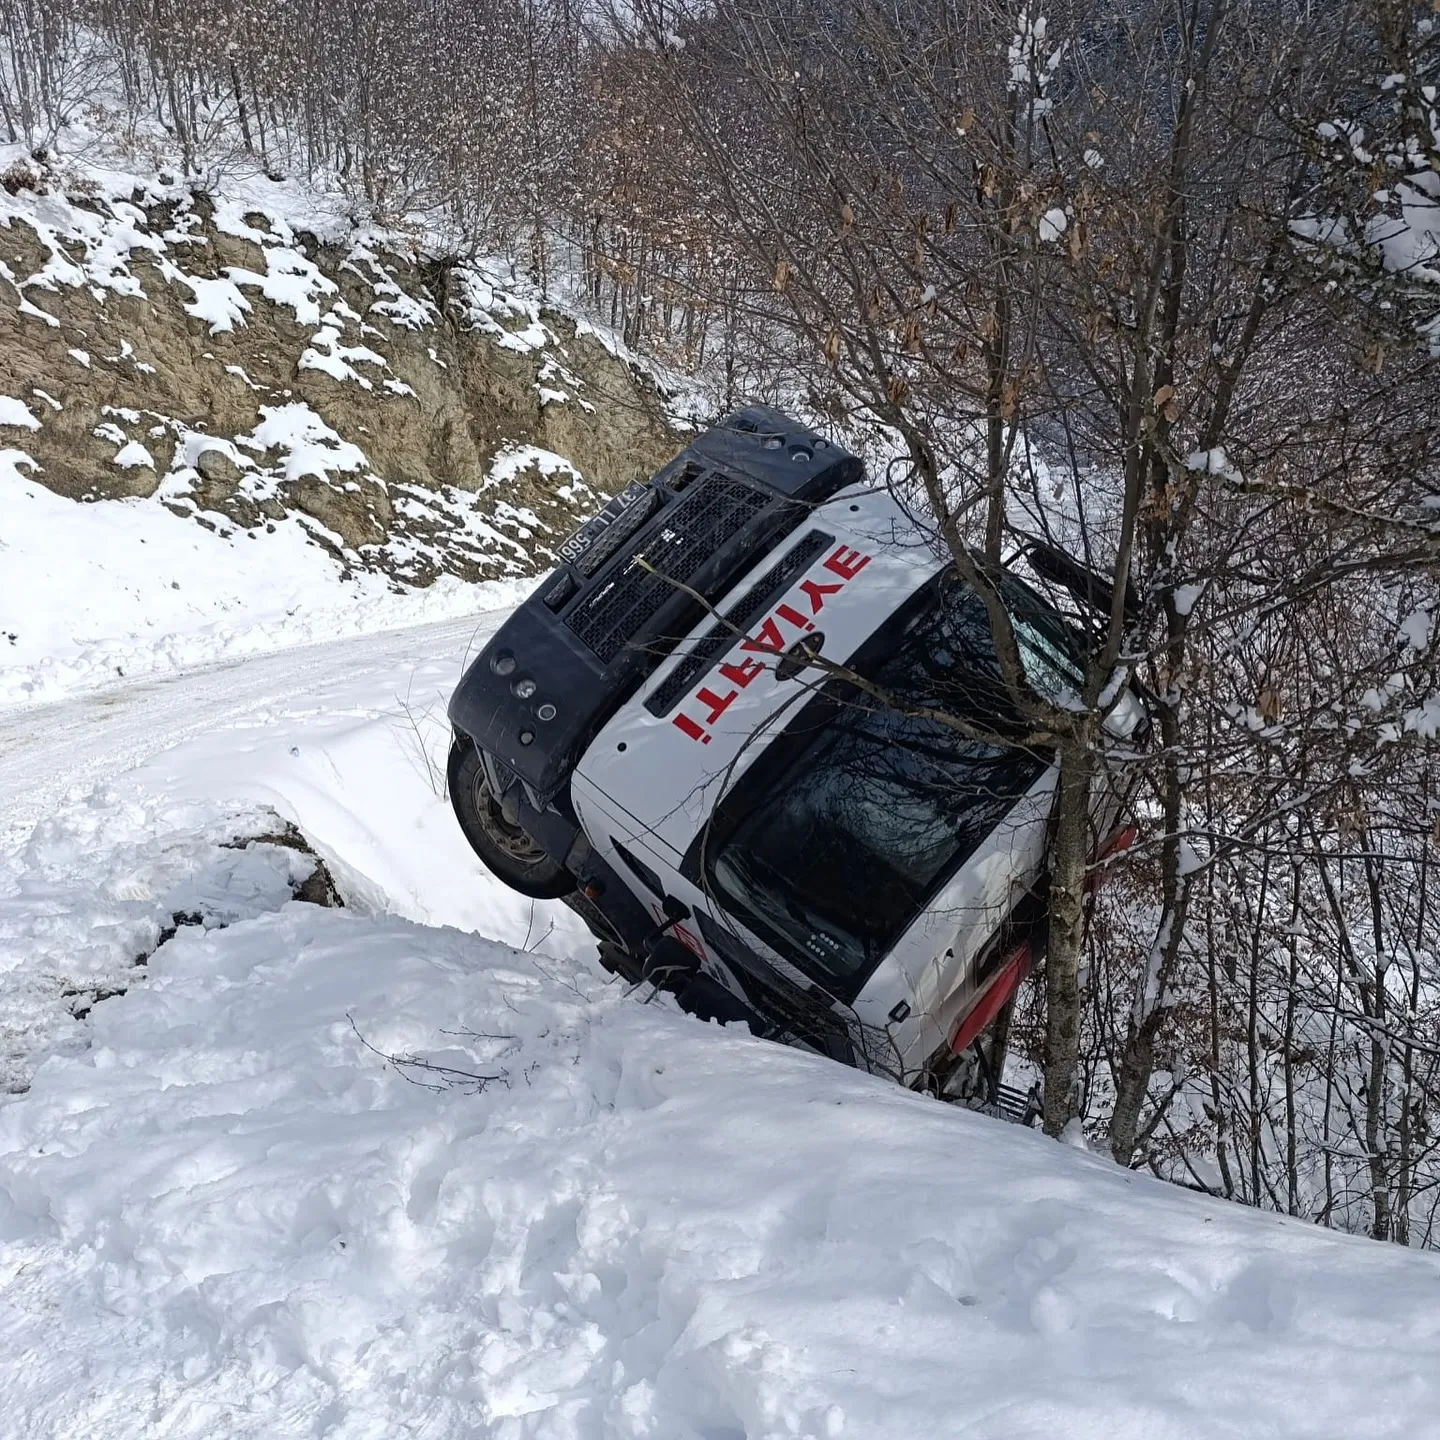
0,605,597,1096
0,612,502,849
4,612,1440,1440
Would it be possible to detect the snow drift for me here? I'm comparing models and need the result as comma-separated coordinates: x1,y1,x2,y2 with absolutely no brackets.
4,892,1440,1440
2,614,1440,1438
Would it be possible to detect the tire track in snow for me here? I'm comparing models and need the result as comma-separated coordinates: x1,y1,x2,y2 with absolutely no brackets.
0,610,507,850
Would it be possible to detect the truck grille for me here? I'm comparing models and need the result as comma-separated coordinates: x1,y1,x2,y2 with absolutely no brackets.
564,476,773,663
644,530,832,715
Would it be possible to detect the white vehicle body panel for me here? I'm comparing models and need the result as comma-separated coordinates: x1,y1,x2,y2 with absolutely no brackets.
575,489,942,861
573,760,1055,1073
570,486,1065,1075
850,767,1056,1065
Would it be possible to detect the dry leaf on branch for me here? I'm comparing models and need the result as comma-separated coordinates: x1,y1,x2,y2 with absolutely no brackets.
1154,384,1181,422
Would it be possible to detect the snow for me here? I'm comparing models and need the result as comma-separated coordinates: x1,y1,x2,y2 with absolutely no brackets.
455,262,553,353
111,439,155,469
1406,695,1440,740
231,243,338,328
15,292,59,327
17,888,1440,1440
1173,581,1205,616
1366,166,1440,287
363,260,437,331
149,205,342,338
5,808,1440,1435
1185,446,1245,484
1039,206,1069,242
171,268,253,334
0,396,41,431
0,794,320,1094
487,443,584,490
242,401,369,481
300,320,388,389
0,452,537,707
1400,607,1431,651
0,620,1438,1439
1297,107,1440,352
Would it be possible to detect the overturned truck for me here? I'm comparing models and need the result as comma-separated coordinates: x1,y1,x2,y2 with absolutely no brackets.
448,408,1143,1118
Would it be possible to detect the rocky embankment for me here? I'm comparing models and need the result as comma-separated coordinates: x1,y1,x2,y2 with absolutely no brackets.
0,158,679,584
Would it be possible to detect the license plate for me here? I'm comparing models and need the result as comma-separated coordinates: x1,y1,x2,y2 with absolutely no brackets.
557,481,653,569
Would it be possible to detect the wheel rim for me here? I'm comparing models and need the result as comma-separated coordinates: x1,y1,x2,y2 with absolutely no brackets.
474,773,550,869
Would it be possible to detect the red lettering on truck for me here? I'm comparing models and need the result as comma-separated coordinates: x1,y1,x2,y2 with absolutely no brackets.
670,542,872,743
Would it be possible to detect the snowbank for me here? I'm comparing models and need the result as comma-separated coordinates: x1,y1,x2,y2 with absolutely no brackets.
3,889,1439,1439
0,456,536,707
0,792,319,1094
0,610,596,1094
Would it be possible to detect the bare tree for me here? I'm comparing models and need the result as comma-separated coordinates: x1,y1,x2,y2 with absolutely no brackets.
615,0,1440,1149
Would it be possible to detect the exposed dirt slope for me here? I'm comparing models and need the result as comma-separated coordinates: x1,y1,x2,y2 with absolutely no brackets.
0,160,679,583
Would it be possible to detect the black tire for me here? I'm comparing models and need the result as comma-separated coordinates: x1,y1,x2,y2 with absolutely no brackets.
447,738,575,899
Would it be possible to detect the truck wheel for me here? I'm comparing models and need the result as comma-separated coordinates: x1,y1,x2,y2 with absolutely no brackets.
448,739,575,899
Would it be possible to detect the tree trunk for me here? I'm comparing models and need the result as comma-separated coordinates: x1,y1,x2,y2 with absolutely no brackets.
1368,1032,1392,1241
1043,732,1097,1137
229,61,253,154
1283,862,1301,1215
1110,1009,1161,1165
1363,851,1392,1241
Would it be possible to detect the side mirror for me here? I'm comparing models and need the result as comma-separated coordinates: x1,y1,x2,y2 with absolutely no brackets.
661,893,692,924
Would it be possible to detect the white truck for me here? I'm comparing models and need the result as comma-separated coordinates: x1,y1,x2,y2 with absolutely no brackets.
448,408,1142,1114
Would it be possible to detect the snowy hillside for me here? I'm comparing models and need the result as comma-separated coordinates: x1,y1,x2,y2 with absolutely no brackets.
0,145,687,706
3,614,1440,1439
0,452,543,704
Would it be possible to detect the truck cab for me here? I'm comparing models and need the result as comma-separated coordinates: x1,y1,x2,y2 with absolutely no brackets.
448,407,1139,1106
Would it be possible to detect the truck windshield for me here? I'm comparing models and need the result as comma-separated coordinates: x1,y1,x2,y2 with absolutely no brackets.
706,571,1074,997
